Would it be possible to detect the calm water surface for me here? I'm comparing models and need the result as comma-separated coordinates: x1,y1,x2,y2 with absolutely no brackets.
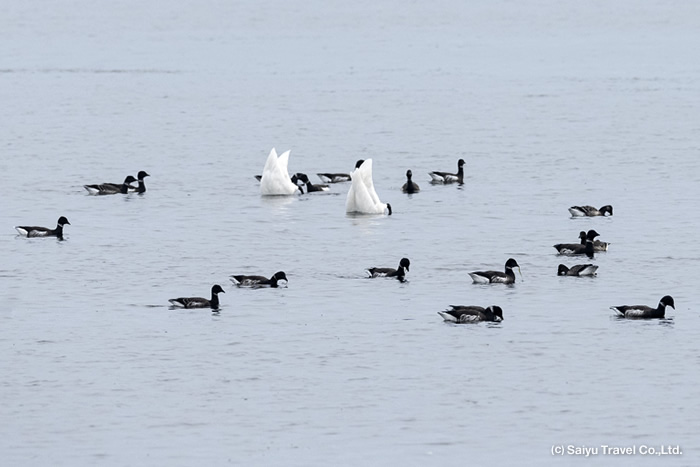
2,1,700,465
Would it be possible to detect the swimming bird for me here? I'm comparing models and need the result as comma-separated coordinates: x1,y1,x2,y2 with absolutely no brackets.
402,169,420,193
438,305,504,323
366,258,410,281
469,258,521,284
557,264,599,276
346,159,392,215
317,172,351,183
429,159,465,184
569,205,613,217
568,230,609,252
230,271,288,288
610,295,675,319
129,171,150,194
84,175,137,195
260,148,302,195
168,284,225,309
296,173,329,192
554,230,600,258
15,216,71,240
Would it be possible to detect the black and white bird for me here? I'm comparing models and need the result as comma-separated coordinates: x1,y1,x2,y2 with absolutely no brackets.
169,284,225,309
469,258,521,284
230,271,288,288
367,258,410,281
316,173,351,183
569,205,613,217
129,171,150,194
295,173,329,192
610,295,675,319
402,169,420,193
557,264,599,276
554,230,600,258
84,175,137,195
429,159,465,184
438,305,504,323
15,216,71,240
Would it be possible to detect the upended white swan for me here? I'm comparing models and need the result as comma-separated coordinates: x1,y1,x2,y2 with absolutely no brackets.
345,159,391,215
260,148,300,195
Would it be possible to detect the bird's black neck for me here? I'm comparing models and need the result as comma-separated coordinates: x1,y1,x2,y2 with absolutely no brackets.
585,240,594,258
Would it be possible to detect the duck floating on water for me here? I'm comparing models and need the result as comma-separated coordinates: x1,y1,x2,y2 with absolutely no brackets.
367,258,410,281
610,295,675,319
402,169,420,193
429,159,465,184
84,175,137,195
469,258,521,284
557,264,599,276
438,305,503,323
569,205,613,217
15,216,71,240
169,284,225,309
230,271,288,288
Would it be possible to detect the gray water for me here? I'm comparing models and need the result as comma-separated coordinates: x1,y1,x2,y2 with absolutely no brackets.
2,1,700,465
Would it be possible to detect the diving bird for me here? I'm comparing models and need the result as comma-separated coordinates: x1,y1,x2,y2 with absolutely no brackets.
366,258,410,281
346,159,392,215
610,295,675,319
469,258,521,284
84,175,137,195
569,205,613,217
557,264,599,276
402,169,420,193
259,148,302,195
230,271,288,288
429,159,465,184
438,305,504,323
168,284,225,309
15,216,71,240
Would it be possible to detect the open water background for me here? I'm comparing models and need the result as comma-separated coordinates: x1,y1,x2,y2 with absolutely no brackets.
2,1,699,465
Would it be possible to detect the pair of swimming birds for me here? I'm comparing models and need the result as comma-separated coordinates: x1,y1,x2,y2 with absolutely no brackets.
554,229,609,259
366,258,522,285
439,295,676,323
168,272,288,309
84,171,150,195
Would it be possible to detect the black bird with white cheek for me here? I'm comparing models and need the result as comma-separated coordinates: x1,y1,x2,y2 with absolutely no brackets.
230,271,288,288
15,216,71,240
568,205,613,217
84,175,137,195
438,305,504,323
169,284,225,309
367,258,410,281
129,171,150,194
554,229,600,258
429,159,465,184
469,258,522,284
295,173,329,192
402,169,420,193
610,295,675,319
557,264,599,276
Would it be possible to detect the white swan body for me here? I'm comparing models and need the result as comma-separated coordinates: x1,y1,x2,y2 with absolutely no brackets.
260,148,299,195
345,159,391,215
